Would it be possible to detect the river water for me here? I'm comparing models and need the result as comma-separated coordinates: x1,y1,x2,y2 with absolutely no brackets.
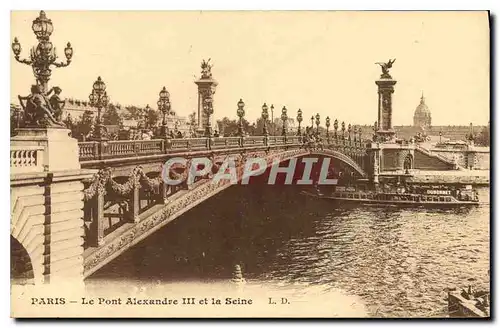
87,185,490,318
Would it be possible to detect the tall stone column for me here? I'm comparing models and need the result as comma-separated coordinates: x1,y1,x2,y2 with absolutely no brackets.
194,59,218,136
375,59,397,142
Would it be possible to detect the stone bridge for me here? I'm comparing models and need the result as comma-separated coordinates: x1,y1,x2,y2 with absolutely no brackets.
11,133,374,283
10,130,467,284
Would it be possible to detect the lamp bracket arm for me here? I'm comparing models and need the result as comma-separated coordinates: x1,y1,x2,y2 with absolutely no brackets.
14,55,32,66
52,59,71,68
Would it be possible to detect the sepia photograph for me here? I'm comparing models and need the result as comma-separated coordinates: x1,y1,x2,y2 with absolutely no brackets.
9,9,490,318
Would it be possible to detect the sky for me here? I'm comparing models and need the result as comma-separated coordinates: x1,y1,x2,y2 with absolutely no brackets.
10,10,489,126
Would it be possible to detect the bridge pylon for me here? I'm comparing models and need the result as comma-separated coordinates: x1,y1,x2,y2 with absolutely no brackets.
11,128,96,284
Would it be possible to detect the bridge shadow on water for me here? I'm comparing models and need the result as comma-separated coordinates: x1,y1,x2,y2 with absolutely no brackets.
87,183,336,283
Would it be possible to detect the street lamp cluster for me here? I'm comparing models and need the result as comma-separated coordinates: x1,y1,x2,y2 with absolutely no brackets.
11,11,178,141
237,99,245,136
157,86,172,138
281,107,288,136
88,76,109,140
255,103,363,143
261,103,269,136
12,11,73,94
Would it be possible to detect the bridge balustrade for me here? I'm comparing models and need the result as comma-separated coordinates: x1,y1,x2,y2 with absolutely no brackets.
77,136,367,162
10,145,45,174
212,137,241,149
287,136,301,145
78,141,98,161
267,136,285,145
242,136,266,147
171,138,209,151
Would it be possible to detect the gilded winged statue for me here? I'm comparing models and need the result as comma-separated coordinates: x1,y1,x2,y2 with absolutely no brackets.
375,58,396,78
201,58,213,79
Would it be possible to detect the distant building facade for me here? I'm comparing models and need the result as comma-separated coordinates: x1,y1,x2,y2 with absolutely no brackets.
165,115,190,136
354,93,485,142
60,98,192,136
63,98,96,119
358,125,486,143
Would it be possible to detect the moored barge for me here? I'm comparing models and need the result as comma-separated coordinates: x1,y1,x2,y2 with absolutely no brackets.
302,185,480,207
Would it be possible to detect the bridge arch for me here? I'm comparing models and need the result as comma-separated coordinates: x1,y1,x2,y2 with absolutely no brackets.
308,149,367,177
11,236,35,284
10,189,46,284
84,146,368,276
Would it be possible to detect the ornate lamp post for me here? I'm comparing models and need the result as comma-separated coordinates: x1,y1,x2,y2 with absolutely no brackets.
12,11,73,93
348,124,352,141
296,108,303,136
334,119,338,140
325,116,330,142
315,113,320,134
358,126,363,145
466,123,475,143
270,104,274,135
237,98,245,137
88,77,109,140
174,120,180,134
439,130,442,143
203,97,214,137
143,104,151,129
310,115,314,128
341,121,346,139
372,121,378,141
281,106,288,136
157,86,171,139
261,103,269,136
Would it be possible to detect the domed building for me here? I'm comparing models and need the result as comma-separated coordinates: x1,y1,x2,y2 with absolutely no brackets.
413,93,432,129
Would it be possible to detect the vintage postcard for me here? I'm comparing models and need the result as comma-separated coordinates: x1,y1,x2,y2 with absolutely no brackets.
10,10,490,318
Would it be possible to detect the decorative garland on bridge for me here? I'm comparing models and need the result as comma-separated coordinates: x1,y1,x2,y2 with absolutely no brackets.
83,166,166,200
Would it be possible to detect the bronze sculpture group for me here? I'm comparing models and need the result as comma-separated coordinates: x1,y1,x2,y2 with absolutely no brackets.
18,85,66,128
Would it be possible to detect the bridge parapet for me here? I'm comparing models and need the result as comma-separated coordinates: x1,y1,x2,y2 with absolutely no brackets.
77,135,366,163
11,145,45,174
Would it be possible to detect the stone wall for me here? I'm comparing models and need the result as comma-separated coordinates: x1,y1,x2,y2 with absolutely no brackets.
414,148,454,170
408,172,489,185
381,149,400,171
11,170,93,284
381,148,411,171
432,148,490,170
476,152,490,170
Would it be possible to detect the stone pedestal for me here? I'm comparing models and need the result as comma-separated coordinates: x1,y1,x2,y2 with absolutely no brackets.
11,128,80,172
368,143,381,187
375,78,397,142
11,127,91,284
